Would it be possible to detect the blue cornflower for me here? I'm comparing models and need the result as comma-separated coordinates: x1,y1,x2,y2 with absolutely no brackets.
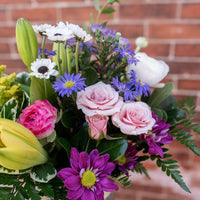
91,24,104,33
53,72,86,97
38,48,56,57
102,27,116,38
129,70,151,97
115,45,138,65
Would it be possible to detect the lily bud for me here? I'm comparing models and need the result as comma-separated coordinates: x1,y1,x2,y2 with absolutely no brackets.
16,18,38,72
0,118,48,170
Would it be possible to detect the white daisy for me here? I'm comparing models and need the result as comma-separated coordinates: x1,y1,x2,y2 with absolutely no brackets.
66,22,92,42
32,24,54,36
29,59,58,79
46,26,74,42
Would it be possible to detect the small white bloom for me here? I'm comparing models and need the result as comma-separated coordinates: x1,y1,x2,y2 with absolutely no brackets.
135,37,148,49
126,52,169,88
32,24,54,36
66,22,92,42
30,59,58,79
46,26,74,42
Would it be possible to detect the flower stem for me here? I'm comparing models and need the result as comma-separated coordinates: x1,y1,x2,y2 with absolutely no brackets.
57,42,62,75
75,41,80,74
44,78,48,99
66,47,71,74
41,35,47,58
85,137,91,152
96,2,109,24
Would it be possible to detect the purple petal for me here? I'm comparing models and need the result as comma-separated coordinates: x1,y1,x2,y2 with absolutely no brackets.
103,162,115,175
82,188,95,200
67,186,84,200
93,157,106,170
57,168,78,181
99,177,119,192
79,152,90,169
70,147,80,170
89,149,99,166
64,175,81,190
95,191,104,200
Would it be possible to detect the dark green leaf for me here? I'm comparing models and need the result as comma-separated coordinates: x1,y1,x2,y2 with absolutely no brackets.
97,138,128,161
57,137,71,159
148,82,174,108
61,110,75,128
82,67,98,85
101,7,115,14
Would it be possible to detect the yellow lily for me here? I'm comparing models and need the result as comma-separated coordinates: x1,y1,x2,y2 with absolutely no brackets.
0,118,48,170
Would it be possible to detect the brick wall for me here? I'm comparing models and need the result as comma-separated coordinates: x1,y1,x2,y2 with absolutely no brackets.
1,0,200,199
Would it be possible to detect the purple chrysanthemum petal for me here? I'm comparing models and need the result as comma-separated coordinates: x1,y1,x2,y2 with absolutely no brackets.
99,177,119,192
64,175,81,190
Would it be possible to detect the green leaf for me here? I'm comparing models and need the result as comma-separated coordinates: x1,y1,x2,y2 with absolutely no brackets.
93,0,100,11
101,7,115,14
57,137,71,159
97,138,128,161
108,0,120,4
1,97,18,120
0,165,29,175
167,109,186,124
148,82,174,108
30,164,57,183
37,183,54,199
16,18,38,71
133,163,150,179
90,13,94,24
30,77,57,105
82,67,98,85
15,72,31,94
61,110,75,128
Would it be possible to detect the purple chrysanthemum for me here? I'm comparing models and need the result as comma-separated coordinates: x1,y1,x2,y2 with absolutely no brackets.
140,112,173,158
57,148,118,200
116,143,138,173
53,72,86,97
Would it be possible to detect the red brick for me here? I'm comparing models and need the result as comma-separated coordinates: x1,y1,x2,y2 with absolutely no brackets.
61,7,111,22
149,24,200,39
175,44,200,57
181,3,200,19
167,61,200,74
37,0,83,2
120,4,176,19
11,8,57,22
141,43,170,57
108,24,143,39
178,80,200,90
0,0,30,4
0,10,7,22
0,43,10,54
3,60,27,74
0,27,15,38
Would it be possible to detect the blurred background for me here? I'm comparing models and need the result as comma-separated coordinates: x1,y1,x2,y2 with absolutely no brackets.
0,0,200,199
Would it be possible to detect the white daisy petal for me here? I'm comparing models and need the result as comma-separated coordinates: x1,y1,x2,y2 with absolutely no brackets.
32,24,54,36
29,58,58,79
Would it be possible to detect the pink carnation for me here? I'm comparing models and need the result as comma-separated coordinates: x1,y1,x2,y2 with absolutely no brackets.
76,81,123,116
112,102,155,135
18,100,57,139
86,115,109,140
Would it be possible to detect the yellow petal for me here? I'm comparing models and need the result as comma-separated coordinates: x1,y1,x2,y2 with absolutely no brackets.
0,147,48,170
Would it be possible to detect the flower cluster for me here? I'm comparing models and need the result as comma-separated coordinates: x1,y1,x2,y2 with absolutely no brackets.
0,1,200,200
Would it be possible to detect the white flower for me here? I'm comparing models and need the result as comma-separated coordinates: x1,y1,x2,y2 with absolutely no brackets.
66,22,92,42
46,26,74,42
126,52,169,88
29,59,58,79
32,24,54,36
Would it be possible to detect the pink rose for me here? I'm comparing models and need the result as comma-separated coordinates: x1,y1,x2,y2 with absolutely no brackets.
76,81,123,116
86,115,109,140
112,102,155,135
18,100,57,139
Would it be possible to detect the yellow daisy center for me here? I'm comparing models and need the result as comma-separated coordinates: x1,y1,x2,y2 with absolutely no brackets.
81,170,96,188
65,81,75,88
117,155,126,164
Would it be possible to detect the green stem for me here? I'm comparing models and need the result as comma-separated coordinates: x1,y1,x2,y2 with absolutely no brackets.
85,137,91,153
75,41,80,74
135,46,141,54
41,35,47,58
66,47,71,74
57,42,62,75
96,2,109,24
44,78,48,99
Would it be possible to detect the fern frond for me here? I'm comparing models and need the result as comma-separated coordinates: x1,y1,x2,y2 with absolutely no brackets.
132,163,150,179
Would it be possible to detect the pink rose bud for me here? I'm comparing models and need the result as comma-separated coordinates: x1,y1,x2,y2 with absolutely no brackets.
112,102,155,135
86,115,109,140
18,100,57,139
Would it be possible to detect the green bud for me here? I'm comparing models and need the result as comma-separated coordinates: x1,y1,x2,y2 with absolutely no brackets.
16,18,38,72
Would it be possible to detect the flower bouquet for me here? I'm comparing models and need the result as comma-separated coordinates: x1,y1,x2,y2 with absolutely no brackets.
0,0,200,199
